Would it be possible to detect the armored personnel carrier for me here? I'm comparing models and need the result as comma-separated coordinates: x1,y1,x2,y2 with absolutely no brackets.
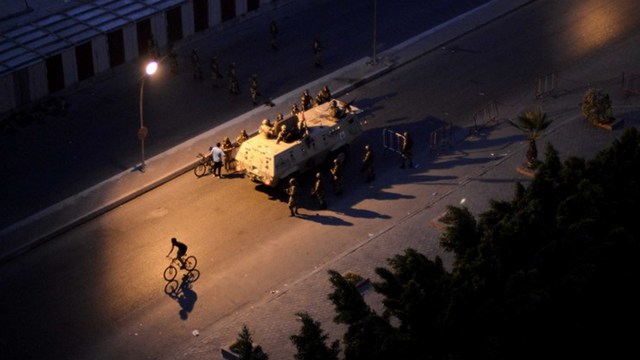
236,99,362,187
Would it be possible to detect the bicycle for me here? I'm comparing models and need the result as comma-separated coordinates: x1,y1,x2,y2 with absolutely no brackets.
164,270,200,296
193,153,213,177
163,255,198,281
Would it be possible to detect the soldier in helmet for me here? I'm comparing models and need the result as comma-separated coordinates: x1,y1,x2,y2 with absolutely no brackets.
310,172,327,209
329,100,344,118
330,158,343,195
270,20,278,50
191,49,202,80
361,144,375,182
259,118,273,138
222,136,235,172
290,103,300,117
300,89,313,111
276,124,292,144
286,178,300,217
250,74,260,105
400,131,414,168
228,62,239,94
316,85,331,104
210,57,223,88
168,44,178,74
313,37,323,68
236,129,249,145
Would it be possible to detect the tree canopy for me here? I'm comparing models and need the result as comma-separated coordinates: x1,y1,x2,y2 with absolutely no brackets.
315,127,640,359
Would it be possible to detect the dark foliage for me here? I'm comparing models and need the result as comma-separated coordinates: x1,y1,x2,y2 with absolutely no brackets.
290,312,340,360
316,128,640,360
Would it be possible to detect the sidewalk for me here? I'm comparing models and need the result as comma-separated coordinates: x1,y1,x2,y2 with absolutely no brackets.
0,0,535,263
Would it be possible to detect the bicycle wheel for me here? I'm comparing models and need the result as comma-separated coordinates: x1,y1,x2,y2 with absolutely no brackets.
194,164,207,177
163,265,178,281
187,269,200,283
164,280,179,295
184,256,197,271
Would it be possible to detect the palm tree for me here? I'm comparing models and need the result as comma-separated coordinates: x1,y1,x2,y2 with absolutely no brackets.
582,88,613,125
509,107,552,169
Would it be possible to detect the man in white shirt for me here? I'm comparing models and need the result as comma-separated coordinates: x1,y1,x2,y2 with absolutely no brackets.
210,142,225,178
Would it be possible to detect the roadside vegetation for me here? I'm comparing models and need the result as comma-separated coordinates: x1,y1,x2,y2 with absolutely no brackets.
232,127,640,360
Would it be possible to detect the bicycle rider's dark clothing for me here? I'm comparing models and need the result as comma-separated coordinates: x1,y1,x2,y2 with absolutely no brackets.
173,241,187,259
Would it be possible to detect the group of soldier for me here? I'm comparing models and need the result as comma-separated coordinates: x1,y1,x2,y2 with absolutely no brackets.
157,19,325,107
285,130,414,217
283,143,366,217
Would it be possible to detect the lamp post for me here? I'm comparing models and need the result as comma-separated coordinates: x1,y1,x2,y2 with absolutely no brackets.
138,61,157,172
370,0,377,65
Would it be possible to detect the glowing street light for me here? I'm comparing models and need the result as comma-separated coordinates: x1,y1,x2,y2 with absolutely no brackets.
138,61,157,172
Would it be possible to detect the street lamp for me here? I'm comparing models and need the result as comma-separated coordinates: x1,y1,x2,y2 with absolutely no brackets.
138,61,157,172
370,0,377,65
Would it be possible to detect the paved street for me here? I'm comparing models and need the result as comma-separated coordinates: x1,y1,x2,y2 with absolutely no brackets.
1,0,640,359
0,0,488,231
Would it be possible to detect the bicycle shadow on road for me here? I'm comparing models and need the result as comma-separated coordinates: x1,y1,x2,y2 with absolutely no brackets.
167,273,199,320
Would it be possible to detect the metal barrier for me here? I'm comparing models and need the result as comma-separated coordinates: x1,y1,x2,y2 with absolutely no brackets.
535,72,557,99
382,128,403,154
429,122,453,155
622,72,640,96
472,101,499,135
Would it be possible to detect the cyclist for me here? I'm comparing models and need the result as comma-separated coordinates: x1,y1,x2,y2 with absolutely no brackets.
166,237,188,268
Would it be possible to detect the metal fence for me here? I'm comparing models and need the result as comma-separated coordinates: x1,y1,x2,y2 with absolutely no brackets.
535,72,557,99
622,72,640,96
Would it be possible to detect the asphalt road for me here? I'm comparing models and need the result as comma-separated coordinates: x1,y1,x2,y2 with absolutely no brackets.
2,0,640,359
0,0,488,230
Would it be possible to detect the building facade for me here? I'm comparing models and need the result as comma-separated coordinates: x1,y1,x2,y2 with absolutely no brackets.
0,0,280,115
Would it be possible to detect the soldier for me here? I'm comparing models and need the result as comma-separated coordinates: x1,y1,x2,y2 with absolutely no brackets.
250,75,260,105
270,20,278,50
191,49,202,80
329,100,344,118
316,85,331,104
290,103,300,117
168,44,178,74
297,112,309,139
222,136,235,172
310,172,327,209
276,124,292,144
330,158,343,195
210,57,223,88
286,178,300,217
361,144,375,182
300,89,312,111
228,62,239,94
148,33,159,59
313,37,322,68
400,131,414,168
259,118,273,138
236,129,249,145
